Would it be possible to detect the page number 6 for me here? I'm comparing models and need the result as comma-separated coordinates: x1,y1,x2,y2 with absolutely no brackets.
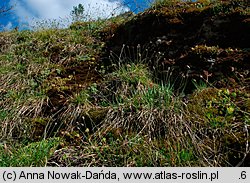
240,171,246,179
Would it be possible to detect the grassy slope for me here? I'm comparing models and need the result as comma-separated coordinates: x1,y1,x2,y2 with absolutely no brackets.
0,0,249,166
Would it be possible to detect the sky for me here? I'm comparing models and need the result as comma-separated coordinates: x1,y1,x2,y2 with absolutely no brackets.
0,0,153,31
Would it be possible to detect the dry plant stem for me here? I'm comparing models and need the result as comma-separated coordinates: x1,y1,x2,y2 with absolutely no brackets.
236,123,249,167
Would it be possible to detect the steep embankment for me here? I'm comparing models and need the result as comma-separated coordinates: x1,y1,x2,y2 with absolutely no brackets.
95,0,250,167
104,0,250,93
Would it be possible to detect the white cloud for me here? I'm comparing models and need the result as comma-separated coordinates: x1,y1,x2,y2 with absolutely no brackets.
2,22,13,31
10,0,129,29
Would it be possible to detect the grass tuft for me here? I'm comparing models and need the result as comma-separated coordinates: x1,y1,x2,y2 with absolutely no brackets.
0,138,61,167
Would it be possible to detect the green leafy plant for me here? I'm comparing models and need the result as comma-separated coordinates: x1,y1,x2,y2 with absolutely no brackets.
72,90,90,105
71,4,86,22
0,138,61,167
